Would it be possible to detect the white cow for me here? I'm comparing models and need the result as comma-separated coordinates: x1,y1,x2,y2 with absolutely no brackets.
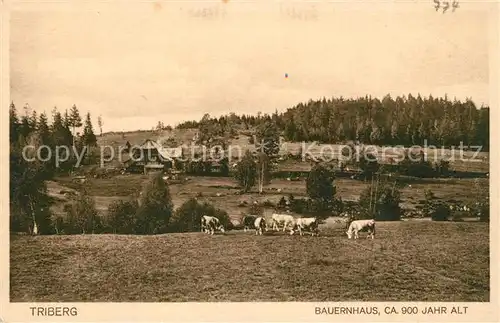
346,219,375,239
254,217,267,235
201,215,225,235
293,217,319,236
271,213,295,233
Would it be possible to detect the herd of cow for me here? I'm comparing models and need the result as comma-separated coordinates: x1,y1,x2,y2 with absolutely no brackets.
200,214,376,239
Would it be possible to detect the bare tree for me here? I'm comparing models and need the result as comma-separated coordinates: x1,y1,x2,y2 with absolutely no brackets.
97,115,103,137
257,152,271,194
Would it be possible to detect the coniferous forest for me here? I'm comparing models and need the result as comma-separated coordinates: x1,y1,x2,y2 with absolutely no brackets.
178,94,490,151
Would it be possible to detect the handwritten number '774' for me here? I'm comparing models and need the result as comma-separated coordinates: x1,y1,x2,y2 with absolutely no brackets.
434,0,459,13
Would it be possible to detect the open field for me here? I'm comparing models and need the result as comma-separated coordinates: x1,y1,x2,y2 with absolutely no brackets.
49,175,488,224
10,221,489,302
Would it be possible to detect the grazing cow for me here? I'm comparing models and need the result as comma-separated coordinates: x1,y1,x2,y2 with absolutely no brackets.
254,217,267,235
271,213,295,233
340,211,357,230
293,217,319,236
201,215,225,235
346,219,375,239
242,215,257,232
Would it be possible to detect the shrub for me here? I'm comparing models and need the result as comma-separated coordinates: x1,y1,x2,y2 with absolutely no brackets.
63,189,102,234
478,201,489,222
434,159,450,177
10,204,53,235
359,176,402,221
307,199,336,219
306,163,336,204
289,197,308,214
277,196,287,210
233,150,257,192
332,197,344,215
220,157,230,176
356,150,379,180
135,172,174,234
210,206,233,230
9,177,54,235
376,202,402,221
398,150,435,178
423,189,458,221
287,197,333,219
106,199,139,234
35,203,54,234
169,198,233,232
261,199,275,207
169,198,203,232
185,160,205,175
430,203,451,221
422,189,436,216
52,215,66,234
473,179,489,222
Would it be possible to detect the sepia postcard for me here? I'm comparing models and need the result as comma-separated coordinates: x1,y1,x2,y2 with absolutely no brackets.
1,0,499,321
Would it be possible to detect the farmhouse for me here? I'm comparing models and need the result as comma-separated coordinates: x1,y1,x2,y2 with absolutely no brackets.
123,139,183,174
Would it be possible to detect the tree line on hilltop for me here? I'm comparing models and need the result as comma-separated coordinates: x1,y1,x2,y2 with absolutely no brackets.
177,94,489,150
10,103,100,170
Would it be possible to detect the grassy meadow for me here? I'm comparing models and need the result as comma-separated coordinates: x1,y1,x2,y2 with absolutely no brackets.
10,221,489,302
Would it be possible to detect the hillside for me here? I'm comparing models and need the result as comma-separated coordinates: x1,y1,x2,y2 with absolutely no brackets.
96,128,489,173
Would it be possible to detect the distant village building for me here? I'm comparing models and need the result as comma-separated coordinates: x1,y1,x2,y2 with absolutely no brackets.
123,139,183,174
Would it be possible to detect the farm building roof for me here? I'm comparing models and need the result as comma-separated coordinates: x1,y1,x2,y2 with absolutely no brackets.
133,139,183,160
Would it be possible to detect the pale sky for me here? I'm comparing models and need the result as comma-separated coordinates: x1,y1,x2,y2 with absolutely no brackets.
10,2,491,132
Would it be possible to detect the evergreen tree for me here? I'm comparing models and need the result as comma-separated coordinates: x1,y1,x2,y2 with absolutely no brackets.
390,121,398,145
336,121,346,142
68,104,82,146
51,108,74,173
51,109,73,147
63,109,70,128
18,110,31,140
9,102,19,144
306,163,336,205
38,112,51,146
82,112,97,147
370,124,382,145
29,110,38,132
